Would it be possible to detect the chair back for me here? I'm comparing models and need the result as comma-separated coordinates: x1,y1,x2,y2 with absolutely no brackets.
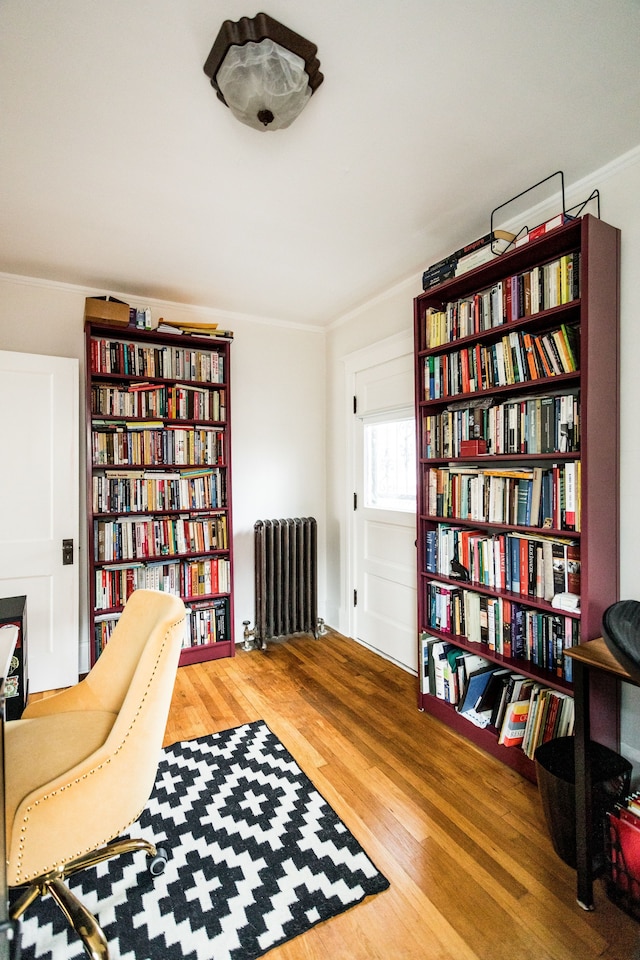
91,590,186,819
7,589,185,884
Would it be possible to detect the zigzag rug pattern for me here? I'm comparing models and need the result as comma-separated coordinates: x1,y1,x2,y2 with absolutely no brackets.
15,720,389,959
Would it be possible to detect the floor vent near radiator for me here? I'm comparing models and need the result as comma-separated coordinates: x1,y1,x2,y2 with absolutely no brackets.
244,518,321,650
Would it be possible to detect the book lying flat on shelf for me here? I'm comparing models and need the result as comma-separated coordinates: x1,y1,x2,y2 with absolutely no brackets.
157,319,235,339
454,232,517,276
422,229,516,289
515,213,574,248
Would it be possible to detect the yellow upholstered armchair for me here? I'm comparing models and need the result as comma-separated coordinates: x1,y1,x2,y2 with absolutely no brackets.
5,589,186,960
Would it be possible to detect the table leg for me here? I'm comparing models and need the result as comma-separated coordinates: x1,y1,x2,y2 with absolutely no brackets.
574,659,593,909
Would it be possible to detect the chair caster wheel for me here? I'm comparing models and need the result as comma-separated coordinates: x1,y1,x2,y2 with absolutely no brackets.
148,847,168,876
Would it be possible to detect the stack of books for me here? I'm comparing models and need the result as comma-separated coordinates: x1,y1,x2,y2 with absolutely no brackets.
157,319,234,339
514,212,574,248
422,229,516,290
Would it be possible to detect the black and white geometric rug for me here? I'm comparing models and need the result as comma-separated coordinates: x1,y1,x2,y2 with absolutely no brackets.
15,720,389,960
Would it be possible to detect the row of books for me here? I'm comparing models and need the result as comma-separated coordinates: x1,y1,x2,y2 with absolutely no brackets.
182,557,230,598
423,391,579,459
91,383,225,422
94,556,231,610
423,324,579,401
420,636,574,754
184,597,231,646
94,511,229,562
424,524,580,601
91,425,227,467
92,468,226,515
424,581,579,678
423,252,581,346
94,595,231,657
496,680,574,756
89,337,225,383
425,462,580,532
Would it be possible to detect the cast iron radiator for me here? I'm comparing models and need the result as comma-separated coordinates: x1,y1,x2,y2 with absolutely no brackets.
250,518,319,649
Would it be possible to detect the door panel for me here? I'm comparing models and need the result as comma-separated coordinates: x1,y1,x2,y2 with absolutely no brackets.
359,511,417,670
363,514,414,579
355,355,413,416
0,351,79,692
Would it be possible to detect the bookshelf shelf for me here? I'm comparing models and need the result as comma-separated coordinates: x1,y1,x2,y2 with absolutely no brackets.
418,570,581,617
419,372,581,408
85,321,235,667
418,302,582,351
413,215,620,781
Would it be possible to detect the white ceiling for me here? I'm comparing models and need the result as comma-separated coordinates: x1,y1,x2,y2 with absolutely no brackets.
1,1,640,327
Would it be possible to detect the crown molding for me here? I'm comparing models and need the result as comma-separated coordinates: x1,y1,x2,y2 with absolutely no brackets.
0,272,326,336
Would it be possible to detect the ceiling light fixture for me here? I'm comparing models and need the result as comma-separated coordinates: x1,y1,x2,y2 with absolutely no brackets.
203,12,323,132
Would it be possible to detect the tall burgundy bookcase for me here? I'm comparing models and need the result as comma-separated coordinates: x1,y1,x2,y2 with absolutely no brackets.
413,215,620,781
85,321,235,667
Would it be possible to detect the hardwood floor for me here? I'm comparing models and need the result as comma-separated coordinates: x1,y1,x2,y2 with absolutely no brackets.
162,629,640,960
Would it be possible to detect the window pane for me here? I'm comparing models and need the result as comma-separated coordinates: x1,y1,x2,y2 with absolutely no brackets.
364,417,416,512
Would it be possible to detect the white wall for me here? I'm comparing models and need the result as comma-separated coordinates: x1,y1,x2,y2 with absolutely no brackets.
326,147,640,768
0,277,326,672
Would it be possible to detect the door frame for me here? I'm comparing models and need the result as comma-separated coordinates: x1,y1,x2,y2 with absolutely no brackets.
342,332,415,644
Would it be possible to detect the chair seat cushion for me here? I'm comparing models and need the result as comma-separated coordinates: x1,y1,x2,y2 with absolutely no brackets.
5,710,117,853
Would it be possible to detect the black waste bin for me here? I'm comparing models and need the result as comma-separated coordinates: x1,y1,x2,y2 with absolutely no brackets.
534,737,632,869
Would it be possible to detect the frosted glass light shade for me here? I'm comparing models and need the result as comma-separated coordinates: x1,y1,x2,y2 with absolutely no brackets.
204,13,323,133
217,39,311,131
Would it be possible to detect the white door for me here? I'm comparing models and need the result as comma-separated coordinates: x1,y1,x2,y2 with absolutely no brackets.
349,340,417,673
0,351,79,692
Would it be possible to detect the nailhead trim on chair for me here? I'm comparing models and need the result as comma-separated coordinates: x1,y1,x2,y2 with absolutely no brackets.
13,615,182,884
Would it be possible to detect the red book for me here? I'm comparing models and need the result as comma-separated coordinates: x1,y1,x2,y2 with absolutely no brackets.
503,281,512,324
567,542,581,596
518,538,528,596
461,349,471,393
473,293,482,334
541,693,561,742
515,213,572,248
502,599,512,657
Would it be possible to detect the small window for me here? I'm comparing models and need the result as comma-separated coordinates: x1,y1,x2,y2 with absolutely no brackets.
364,416,416,512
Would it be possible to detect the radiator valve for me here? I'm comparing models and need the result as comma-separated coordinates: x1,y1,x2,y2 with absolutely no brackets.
242,620,256,651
